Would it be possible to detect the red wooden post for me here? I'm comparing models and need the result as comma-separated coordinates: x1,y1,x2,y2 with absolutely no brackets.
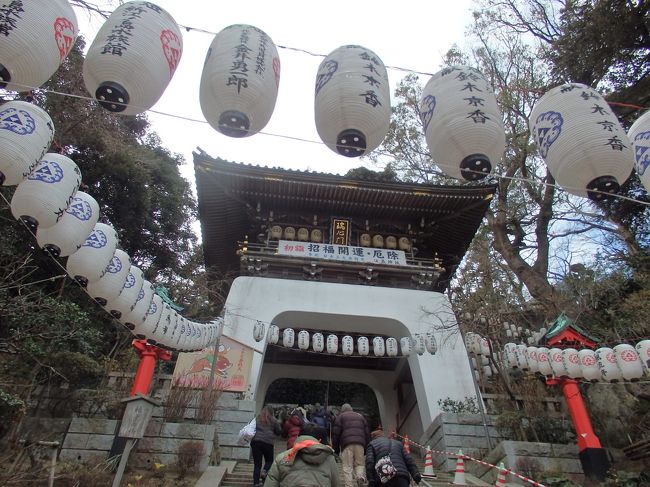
547,377,609,482
130,339,172,397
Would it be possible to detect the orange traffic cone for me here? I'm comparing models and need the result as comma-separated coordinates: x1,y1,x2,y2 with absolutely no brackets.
422,446,437,479
495,462,507,487
403,434,411,454
453,449,466,485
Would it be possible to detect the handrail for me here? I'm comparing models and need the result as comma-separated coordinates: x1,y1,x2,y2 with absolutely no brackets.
392,432,548,487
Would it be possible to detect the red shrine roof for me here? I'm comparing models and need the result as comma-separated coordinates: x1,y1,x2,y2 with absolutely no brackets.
542,313,600,349
193,149,497,291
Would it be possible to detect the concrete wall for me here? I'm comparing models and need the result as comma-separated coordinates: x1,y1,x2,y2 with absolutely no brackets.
223,276,477,439
475,440,584,485
419,412,504,471
58,393,256,469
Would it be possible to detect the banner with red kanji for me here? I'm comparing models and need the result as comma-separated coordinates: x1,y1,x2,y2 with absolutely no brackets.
172,335,253,391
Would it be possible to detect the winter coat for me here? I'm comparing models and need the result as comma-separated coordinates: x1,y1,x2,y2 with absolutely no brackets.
252,415,281,445
332,410,370,453
311,407,329,428
365,437,421,487
283,414,303,448
265,435,341,487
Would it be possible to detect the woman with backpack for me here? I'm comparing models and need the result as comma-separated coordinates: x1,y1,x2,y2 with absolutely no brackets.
365,429,422,487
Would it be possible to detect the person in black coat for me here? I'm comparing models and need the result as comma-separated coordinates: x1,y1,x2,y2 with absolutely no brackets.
365,429,422,487
332,403,370,487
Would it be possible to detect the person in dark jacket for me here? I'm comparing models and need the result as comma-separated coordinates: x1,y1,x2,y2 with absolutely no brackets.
282,410,304,449
264,430,341,487
250,405,282,487
331,403,370,487
365,429,421,487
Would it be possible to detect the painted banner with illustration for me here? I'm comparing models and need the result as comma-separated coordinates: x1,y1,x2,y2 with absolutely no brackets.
172,335,253,391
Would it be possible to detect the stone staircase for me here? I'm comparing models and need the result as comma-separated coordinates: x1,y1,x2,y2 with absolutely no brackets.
218,456,457,486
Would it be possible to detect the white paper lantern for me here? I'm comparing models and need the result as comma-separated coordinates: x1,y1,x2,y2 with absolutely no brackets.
341,335,354,356
635,340,650,376
36,191,99,257
173,316,188,348
267,324,279,345
282,328,295,348
562,348,583,379
312,332,324,353
11,153,80,228
0,101,54,186
413,334,425,355
578,349,602,382
386,337,398,357
85,249,131,306
531,83,634,200
526,347,539,373
136,293,164,339
420,65,505,180
200,24,280,137
425,331,438,355
0,0,77,92
326,334,339,354
628,110,650,193
253,321,265,342
595,347,622,382
120,279,153,329
549,348,567,377
373,337,386,357
503,343,518,369
400,337,412,356
536,347,552,376
150,303,173,344
84,1,182,116
164,311,179,348
315,45,390,157
357,336,370,356
515,344,530,370
66,222,119,286
105,265,143,319
613,344,644,381
483,365,493,378
479,337,490,356
464,332,481,354
298,330,310,350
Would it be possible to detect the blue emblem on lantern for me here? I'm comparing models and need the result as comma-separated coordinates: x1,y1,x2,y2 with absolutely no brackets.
83,229,108,248
106,256,122,274
633,131,650,176
147,301,157,315
0,108,36,135
28,160,64,183
535,111,563,158
66,198,93,221
419,95,436,132
124,272,136,289
315,59,338,95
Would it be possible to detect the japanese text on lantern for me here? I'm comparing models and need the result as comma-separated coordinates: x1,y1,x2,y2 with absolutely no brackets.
227,27,251,93
100,3,162,56
578,87,628,152
0,1,24,37
358,49,383,107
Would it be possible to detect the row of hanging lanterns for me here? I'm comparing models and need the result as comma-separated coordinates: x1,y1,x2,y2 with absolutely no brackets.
503,340,650,383
0,99,217,352
4,2,649,197
253,322,437,356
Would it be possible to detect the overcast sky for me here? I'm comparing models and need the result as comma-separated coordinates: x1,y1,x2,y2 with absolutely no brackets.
74,0,475,184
